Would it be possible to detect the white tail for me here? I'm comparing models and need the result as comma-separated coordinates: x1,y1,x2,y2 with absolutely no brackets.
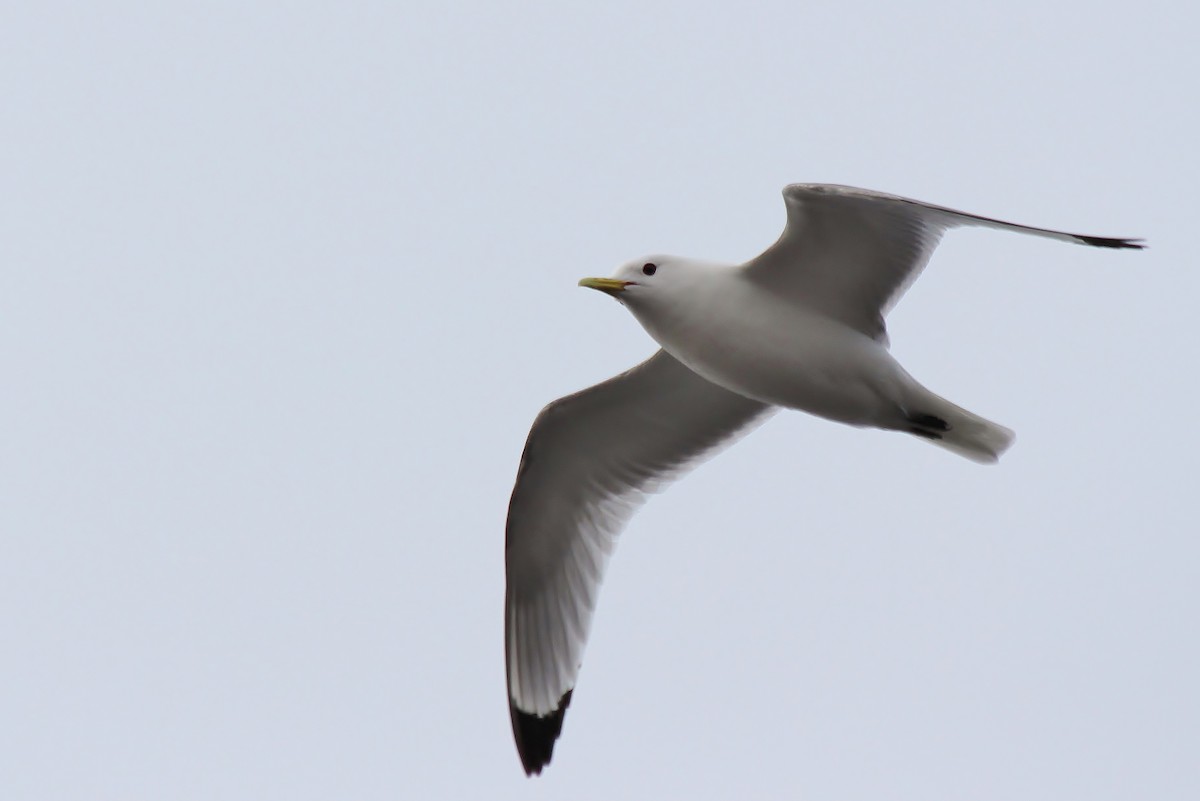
911,395,1015,464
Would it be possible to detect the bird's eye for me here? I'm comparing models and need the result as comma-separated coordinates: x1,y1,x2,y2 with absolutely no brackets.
642,263,657,276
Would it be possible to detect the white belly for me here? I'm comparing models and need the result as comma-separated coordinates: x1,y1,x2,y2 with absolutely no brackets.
632,285,915,428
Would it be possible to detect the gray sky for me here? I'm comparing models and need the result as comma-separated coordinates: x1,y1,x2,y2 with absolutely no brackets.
2,2,1196,799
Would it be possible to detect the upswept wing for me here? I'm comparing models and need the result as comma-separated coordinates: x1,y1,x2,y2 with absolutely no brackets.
746,184,1144,341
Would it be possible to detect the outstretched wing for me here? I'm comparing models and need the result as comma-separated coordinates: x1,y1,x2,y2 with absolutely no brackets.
505,350,772,774
745,184,1144,341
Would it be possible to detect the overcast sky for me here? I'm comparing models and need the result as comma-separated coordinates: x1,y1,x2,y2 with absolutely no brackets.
2,2,1196,799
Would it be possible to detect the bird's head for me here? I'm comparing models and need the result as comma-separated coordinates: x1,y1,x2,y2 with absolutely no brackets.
578,255,697,306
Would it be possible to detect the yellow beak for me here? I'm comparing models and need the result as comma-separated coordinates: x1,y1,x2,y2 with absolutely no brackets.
578,277,632,296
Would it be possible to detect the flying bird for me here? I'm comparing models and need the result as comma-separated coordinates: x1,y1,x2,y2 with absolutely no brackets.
504,184,1142,774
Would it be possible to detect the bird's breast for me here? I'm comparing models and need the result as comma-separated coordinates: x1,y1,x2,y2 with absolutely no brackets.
631,284,903,424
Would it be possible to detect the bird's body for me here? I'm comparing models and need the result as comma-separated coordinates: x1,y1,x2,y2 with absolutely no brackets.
620,258,1012,460
626,264,917,428
503,184,1143,775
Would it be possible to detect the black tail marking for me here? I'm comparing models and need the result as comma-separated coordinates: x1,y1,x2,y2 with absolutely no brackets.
908,413,951,432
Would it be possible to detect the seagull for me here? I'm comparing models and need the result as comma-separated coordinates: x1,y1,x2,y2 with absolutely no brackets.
504,184,1142,774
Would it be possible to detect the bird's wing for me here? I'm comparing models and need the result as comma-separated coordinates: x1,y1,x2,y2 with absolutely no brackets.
744,184,1144,341
505,349,772,774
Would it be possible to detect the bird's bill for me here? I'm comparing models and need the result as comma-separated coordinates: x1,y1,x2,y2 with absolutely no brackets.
578,277,632,296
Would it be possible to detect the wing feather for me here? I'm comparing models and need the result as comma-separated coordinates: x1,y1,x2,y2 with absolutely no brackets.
746,184,1144,340
505,350,772,773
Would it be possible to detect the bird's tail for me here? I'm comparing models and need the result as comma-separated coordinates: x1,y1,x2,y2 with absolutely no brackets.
905,394,1015,464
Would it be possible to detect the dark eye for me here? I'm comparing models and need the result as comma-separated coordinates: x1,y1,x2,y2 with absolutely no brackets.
642,263,657,276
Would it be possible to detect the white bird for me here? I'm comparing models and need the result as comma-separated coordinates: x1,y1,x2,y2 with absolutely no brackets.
504,184,1142,774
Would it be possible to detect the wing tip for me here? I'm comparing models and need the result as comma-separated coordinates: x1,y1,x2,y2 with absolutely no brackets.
511,689,574,776
1072,234,1146,250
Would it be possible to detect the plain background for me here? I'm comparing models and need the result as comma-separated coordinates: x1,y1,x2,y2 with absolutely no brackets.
2,2,1196,799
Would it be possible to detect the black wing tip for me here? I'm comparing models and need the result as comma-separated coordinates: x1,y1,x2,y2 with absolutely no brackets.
512,689,574,776
1074,234,1146,250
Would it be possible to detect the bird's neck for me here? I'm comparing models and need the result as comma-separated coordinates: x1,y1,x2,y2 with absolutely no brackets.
628,267,743,353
